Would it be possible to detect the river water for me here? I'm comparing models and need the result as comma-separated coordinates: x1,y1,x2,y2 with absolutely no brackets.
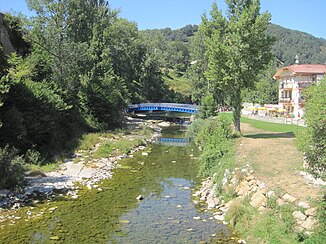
0,126,233,243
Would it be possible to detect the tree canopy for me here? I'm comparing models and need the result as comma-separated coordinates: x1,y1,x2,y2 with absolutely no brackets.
201,0,274,131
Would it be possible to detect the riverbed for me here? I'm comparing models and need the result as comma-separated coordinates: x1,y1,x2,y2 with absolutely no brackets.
0,125,233,243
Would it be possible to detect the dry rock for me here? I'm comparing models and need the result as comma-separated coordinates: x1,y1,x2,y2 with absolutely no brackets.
246,175,255,181
292,211,307,222
276,198,286,206
136,195,144,201
207,197,217,209
283,194,296,203
213,214,225,221
266,191,275,198
298,202,310,209
305,207,317,217
301,216,317,230
236,180,250,196
250,190,267,208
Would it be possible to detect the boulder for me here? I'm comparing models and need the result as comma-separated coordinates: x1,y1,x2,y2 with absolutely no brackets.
250,190,267,208
266,191,275,198
292,211,307,222
298,202,310,209
236,180,250,196
305,207,317,217
213,214,225,221
246,175,255,181
207,197,217,209
282,194,297,203
301,217,317,230
276,198,286,206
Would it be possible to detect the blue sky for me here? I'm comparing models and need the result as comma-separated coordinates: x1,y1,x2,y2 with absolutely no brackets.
0,0,325,39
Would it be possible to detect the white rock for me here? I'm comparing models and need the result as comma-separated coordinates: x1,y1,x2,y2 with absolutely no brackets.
266,191,275,198
213,215,225,221
136,195,144,201
298,201,310,209
292,211,307,222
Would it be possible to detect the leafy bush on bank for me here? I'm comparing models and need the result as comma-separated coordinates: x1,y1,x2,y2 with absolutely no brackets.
295,78,326,180
0,145,25,189
187,114,235,180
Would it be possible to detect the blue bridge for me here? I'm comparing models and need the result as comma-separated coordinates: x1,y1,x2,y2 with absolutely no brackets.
127,103,198,114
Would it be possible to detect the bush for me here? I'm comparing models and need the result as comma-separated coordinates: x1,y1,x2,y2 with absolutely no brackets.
296,78,326,179
198,94,217,119
188,114,235,179
0,145,25,189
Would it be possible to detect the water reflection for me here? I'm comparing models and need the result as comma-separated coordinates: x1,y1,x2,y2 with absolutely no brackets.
155,137,189,147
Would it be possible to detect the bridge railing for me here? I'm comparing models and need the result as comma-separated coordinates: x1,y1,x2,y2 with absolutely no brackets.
128,103,198,110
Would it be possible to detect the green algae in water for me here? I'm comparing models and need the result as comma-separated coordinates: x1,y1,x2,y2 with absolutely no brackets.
0,126,233,243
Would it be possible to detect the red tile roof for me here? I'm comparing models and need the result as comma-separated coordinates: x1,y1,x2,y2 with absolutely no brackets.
274,64,326,79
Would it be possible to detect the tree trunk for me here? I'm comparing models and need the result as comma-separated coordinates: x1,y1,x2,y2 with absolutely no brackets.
232,88,242,132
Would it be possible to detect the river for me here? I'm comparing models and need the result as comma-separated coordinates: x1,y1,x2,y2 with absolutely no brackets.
0,125,233,243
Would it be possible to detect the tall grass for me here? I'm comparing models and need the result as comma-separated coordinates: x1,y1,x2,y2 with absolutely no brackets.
94,138,144,158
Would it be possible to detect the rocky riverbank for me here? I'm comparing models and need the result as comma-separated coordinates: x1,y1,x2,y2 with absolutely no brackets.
194,166,322,241
0,117,162,219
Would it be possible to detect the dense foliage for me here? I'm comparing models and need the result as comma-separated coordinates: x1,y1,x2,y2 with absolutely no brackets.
0,1,171,188
0,146,25,189
201,0,274,131
267,24,326,65
296,78,326,179
187,114,234,180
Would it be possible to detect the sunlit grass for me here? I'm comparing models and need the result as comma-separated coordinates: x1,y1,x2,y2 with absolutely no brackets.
220,112,302,134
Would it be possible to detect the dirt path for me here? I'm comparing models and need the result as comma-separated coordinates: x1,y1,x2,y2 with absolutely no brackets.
236,123,321,201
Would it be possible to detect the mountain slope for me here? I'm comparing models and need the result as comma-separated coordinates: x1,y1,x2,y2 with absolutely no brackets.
267,24,326,65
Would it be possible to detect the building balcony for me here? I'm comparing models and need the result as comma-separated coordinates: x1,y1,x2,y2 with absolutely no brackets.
279,97,292,103
297,83,311,89
279,84,293,89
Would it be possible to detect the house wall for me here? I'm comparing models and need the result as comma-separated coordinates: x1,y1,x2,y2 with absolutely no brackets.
278,74,313,118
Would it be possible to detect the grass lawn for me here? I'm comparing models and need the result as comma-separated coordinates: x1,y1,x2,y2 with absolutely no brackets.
220,112,302,134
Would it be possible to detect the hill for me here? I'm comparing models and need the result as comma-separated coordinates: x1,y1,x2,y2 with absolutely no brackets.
142,23,326,67
267,24,326,65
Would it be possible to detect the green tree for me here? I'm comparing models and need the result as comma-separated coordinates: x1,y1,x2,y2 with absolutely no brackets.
242,60,278,105
296,78,326,179
198,94,217,119
188,30,209,102
202,0,274,131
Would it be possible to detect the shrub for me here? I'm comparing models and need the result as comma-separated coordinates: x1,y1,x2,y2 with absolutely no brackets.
0,145,25,189
188,114,235,180
197,94,217,119
24,148,44,165
296,78,326,179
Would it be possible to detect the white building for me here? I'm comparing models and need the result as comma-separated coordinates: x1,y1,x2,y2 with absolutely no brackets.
274,64,326,118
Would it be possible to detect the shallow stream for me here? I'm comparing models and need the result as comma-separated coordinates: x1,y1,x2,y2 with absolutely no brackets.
0,126,233,243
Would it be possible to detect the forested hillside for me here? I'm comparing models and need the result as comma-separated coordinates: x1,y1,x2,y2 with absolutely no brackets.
267,24,326,65
142,23,326,70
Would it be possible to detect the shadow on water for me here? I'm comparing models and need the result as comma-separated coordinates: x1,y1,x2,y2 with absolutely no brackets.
244,132,295,139
0,126,233,243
